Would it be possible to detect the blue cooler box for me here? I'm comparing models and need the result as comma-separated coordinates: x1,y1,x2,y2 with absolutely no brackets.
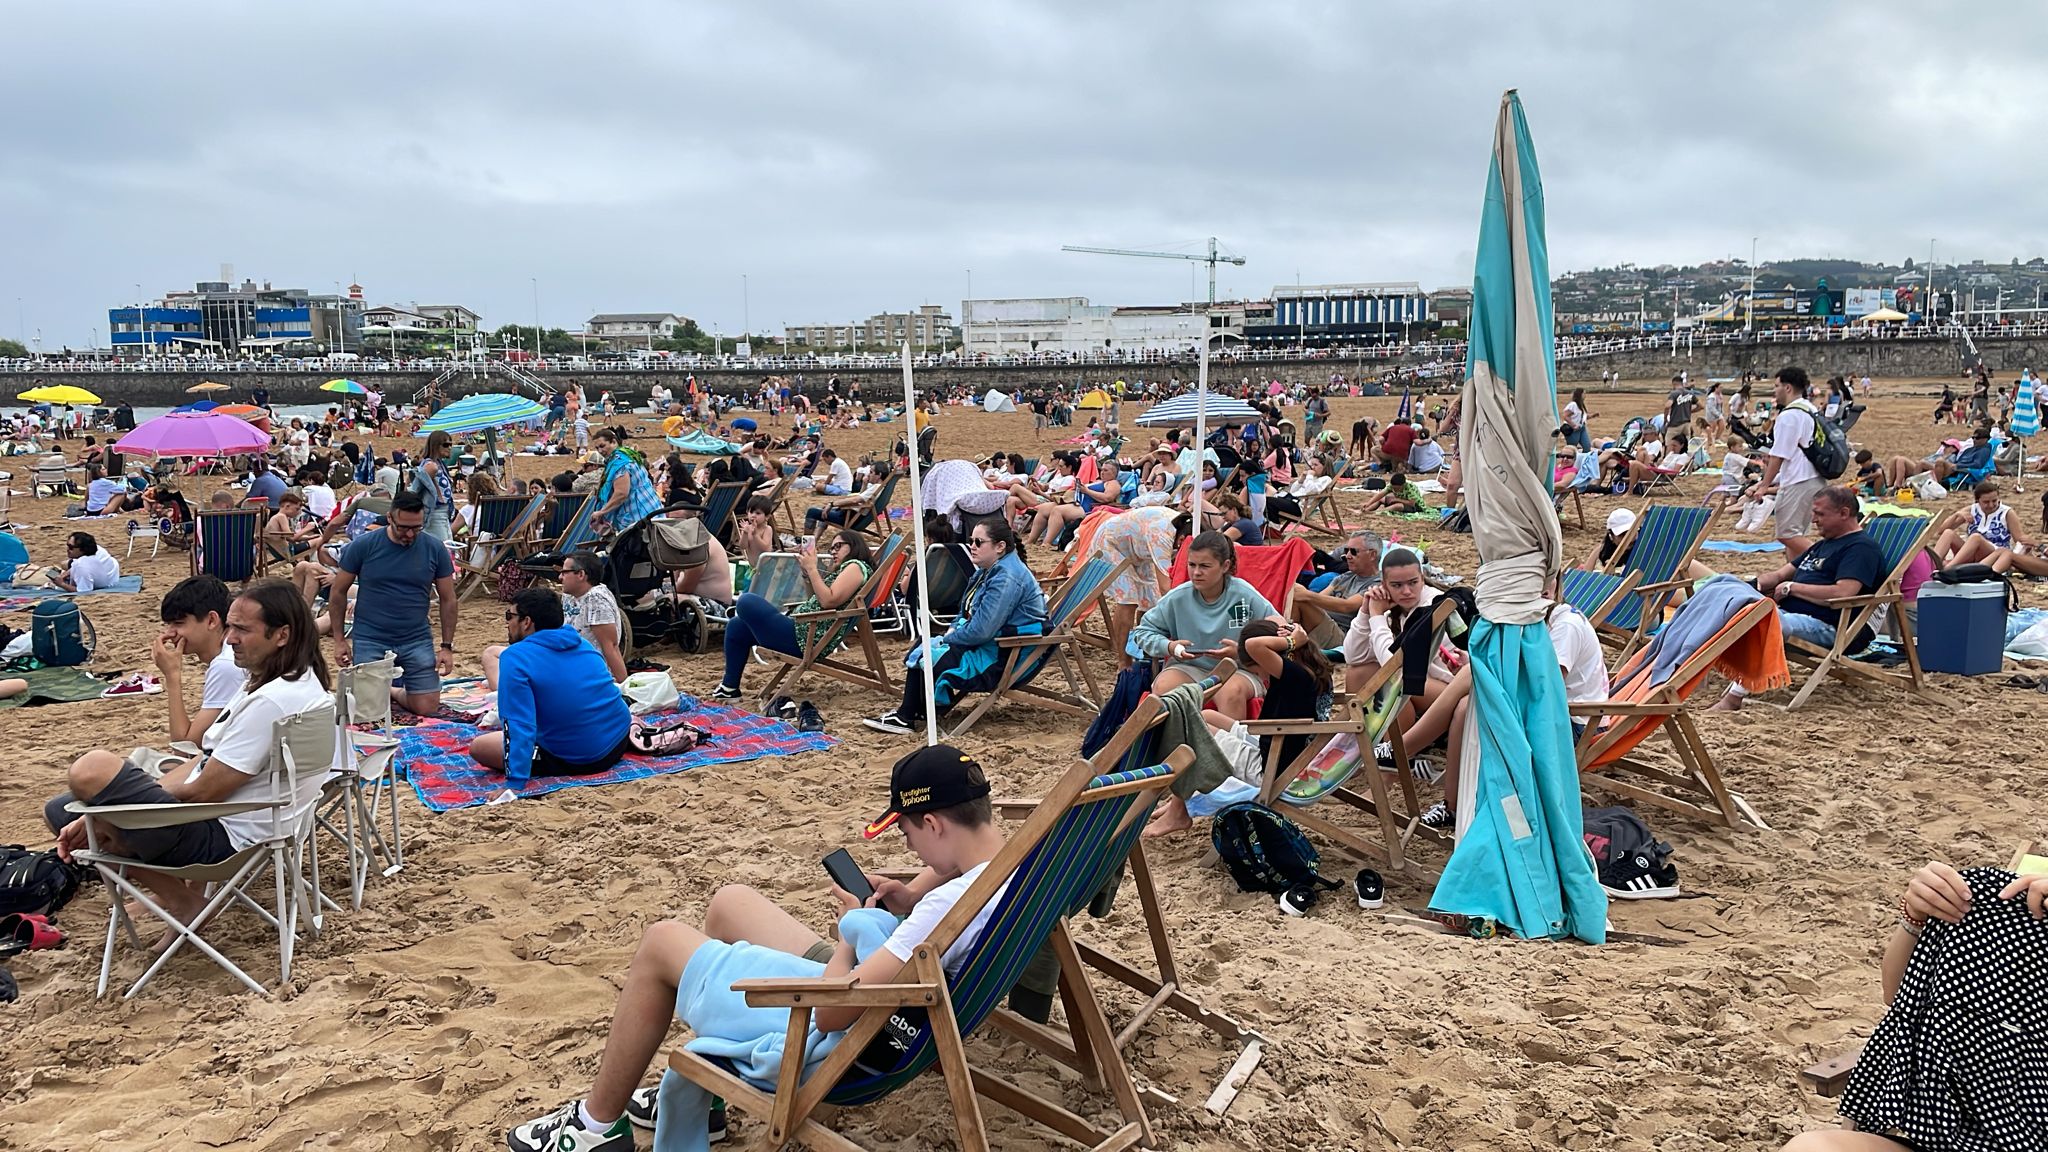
1916,581,2007,676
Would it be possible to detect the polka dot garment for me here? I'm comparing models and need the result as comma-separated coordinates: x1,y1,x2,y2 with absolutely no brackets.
1838,867,2048,1149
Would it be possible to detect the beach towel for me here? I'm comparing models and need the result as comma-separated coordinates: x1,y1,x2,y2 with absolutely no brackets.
1634,576,1789,694
0,575,144,599
1158,682,1232,800
1168,537,1314,610
1698,540,1785,553
399,693,835,812
0,666,117,709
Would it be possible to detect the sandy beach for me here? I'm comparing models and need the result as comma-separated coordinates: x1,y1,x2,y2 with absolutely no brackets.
2,380,2041,1152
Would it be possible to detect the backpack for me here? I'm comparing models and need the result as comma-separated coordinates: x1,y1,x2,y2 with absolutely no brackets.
0,846,89,917
1211,802,1336,895
31,600,93,666
1786,400,1850,480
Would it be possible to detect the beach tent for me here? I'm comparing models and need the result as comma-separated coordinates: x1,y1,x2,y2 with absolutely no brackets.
982,389,1017,413
1428,90,1606,944
1076,388,1113,410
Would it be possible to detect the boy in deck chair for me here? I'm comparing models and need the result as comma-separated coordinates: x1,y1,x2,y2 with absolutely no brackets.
506,744,1009,1152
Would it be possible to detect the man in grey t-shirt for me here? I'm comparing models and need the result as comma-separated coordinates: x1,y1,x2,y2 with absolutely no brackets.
1291,530,1384,648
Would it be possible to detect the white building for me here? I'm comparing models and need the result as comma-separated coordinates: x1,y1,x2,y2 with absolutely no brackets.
961,297,1242,355
588,313,686,349
360,303,482,334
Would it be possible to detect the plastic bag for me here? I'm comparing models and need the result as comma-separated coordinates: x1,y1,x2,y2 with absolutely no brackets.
620,670,681,715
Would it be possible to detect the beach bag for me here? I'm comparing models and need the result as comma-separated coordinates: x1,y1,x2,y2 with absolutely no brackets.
1787,400,1850,480
492,558,533,603
1933,563,2019,611
0,846,88,917
620,670,681,715
1211,802,1335,895
644,516,709,569
31,600,93,666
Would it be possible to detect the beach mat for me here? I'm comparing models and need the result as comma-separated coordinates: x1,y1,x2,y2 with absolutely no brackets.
398,693,835,812
1700,540,1785,553
0,666,116,709
0,574,146,605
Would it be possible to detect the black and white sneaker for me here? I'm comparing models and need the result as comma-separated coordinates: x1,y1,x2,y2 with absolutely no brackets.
1354,868,1385,910
506,1101,633,1152
1408,756,1443,786
1417,803,1454,830
1277,883,1320,917
1600,852,1682,900
709,684,742,702
623,1087,729,1143
767,694,798,721
1372,740,1397,768
796,701,824,733
862,710,913,735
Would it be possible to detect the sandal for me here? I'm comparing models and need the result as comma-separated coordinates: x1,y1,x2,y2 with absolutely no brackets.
630,718,706,755
0,912,65,957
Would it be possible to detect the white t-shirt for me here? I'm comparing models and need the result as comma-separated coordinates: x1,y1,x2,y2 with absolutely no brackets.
68,550,121,592
564,583,623,644
1547,605,1608,704
825,457,854,491
302,484,337,521
202,644,244,711
882,861,1012,976
185,669,339,850
1768,404,1819,487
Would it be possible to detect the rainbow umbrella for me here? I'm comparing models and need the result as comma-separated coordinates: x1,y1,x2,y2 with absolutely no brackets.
115,411,273,459
321,378,366,395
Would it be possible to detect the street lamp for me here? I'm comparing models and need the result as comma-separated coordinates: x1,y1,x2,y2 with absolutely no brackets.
1746,237,1757,334
531,277,542,362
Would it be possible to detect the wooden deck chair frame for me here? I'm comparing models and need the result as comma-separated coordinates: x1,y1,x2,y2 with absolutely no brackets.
455,489,549,600
191,507,267,584
1242,598,1460,873
991,683,1269,1115
69,702,336,998
472,492,534,539
825,469,904,547
534,491,592,554
665,736,1194,1152
945,557,1130,739
1781,512,1953,711
1572,597,1776,830
753,533,908,706
1588,502,1719,656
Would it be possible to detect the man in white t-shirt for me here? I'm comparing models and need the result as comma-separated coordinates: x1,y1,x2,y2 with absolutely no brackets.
48,582,337,927
151,574,244,744
52,531,119,592
816,448,855,496
508,744,1009,1152
559,551,627,683
1759,366,1822,560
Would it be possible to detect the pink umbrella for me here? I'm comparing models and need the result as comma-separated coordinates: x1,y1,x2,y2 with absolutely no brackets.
115,410,274,459
1265,379,1284,396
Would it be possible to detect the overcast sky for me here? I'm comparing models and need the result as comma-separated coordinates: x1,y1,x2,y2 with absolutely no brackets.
4,2,2043,349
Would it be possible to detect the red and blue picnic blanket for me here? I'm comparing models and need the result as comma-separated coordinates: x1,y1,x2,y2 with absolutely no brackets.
398,693,836,812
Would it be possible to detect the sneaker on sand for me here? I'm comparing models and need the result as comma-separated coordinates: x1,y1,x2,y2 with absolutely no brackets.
767,694,798,721
623,1087,729,1143
1407,756,1443,786
1417,803,1454,830
1600,852,1682,900
1354,868,1385,910
862,710,913,735
709,683,742,702
507,1101,632,1152
796,701,824,733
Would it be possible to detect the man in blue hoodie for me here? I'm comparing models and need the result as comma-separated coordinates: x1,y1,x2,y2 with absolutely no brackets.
470,588,633,786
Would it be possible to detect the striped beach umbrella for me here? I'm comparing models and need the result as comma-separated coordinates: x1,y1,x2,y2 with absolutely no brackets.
1133,390,1261,426
2012,371,2039,439
416,393,546,436
1427,90,1606,944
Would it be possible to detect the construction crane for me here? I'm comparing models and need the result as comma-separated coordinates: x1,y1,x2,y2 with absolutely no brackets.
1060,237,1246,305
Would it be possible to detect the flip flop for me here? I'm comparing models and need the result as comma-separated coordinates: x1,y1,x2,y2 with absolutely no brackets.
0,912,65,957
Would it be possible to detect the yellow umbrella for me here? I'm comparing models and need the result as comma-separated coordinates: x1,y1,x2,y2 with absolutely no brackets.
186,380,231,393
18,385,103,405
1857,307,1909,323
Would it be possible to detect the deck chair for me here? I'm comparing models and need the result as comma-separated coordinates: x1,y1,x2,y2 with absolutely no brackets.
919,542,974,632
827,469,903,545
1782,513,1950,711
945,556,1130,738
537,492,591,550
1573,593,1783,829
1242,597,1461,872
697,479,749,544
1575,502,1718,655
1557,568,1646,650
31,458,78,498
993,685,1267,1113
753,533,908,705
664,741,1194,1152
314,652,406,913
1301,475,1349,536
456,490,549,600
520,492,598,571
745,551,809,608
191,507,266,584
68,701,336,998
472,493,533,539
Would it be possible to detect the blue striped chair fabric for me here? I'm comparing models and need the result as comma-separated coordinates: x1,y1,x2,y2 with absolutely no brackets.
746,552,808,608
1605,504,1713,630
541,493,589,544
194,509,263,584
475,494,532,538
1560,566,1635,631
698,480,748,541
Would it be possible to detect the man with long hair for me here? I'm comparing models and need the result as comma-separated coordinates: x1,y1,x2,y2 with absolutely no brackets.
47,580,337,927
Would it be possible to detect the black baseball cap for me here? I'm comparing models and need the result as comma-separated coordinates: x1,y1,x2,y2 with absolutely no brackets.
863,744,990,839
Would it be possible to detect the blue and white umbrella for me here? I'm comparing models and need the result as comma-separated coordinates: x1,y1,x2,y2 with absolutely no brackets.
2012,372,2039,439
1428,90,1606,944
416,393,547,436
1134,391,1261,426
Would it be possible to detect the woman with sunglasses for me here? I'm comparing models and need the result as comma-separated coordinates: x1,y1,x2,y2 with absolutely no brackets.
709,534,874,701
866,520,1045,735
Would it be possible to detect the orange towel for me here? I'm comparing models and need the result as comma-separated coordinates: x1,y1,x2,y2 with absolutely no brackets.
1715,609,1791,695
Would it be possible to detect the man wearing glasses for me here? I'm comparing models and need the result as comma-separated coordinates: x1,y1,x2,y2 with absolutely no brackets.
326,490,459,715
1288,530,1382,651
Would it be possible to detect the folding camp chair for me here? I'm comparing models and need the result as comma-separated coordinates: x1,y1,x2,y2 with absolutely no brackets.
1242,598,1460,872
314,652,406,913
993,685,1267,1113
1781,513,1952,711
1573,594,1781,829
68,701,336,998
456,490,549,600
1571,502,1718,656
753,533,908,706
664,736,1193,1152
945,556,1130,738
191,507,266,584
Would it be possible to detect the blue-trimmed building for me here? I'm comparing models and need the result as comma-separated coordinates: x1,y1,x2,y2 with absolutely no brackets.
1246,282,1434,345
110,278,358,355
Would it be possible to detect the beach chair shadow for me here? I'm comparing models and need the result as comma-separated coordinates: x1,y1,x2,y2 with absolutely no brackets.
1781,513,1954,711
663,722,1194,1152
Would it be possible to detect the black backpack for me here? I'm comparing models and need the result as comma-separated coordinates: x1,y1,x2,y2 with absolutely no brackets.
1789,400,1851,480
0,846,89,918
1211,803,1336,895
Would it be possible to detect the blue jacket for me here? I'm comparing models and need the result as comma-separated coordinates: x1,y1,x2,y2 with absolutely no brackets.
497,626,632,785
942,550,1046,649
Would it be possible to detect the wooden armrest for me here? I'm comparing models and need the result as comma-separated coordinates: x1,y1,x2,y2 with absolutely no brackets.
995,796,1038,820
1568,702,1684,717
1238,720,1360,736
994,630,1074,648
1633,578,1693,594
1822,592,1898,608
735,976,941,1009
1800,1041,1866,1098
66,799,274,829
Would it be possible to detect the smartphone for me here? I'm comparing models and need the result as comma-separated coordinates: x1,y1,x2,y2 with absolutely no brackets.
822,848,873,904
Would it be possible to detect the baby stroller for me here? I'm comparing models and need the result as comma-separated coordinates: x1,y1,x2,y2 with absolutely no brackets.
604,513,691,653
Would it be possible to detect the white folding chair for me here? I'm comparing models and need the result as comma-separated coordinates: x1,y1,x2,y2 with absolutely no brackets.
70,702,336,998
316,653,405,912
127,518,161,558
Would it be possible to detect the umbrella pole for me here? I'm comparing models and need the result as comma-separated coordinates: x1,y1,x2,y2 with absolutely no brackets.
902,344,939,746
1194,335,1209,514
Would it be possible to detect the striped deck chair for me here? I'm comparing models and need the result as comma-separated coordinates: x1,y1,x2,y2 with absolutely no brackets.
1573,594,1782,829
664,739,1195,1152
753,533,908,705
745,551,809,609
1242,597,1460,871
456,490,548,600
537,492,590,551
1782,512,1952,711
832,469,904,545
696,479,748,544
920,542,974,630
945,556,1132,738
472,493,532,539
1574,502,1718,656
1557,568,1645,647
191,508,265,584
520,492,598,571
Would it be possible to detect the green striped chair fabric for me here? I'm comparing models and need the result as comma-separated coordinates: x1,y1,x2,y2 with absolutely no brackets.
1604,504,1713,631
193,509,263,584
